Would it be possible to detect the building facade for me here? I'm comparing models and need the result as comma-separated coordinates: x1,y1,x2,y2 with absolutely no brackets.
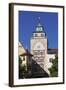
30,22,57,75
18,42,33,78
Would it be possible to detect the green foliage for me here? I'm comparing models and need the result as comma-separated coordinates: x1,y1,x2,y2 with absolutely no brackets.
48,55,58,77
19,57,27,78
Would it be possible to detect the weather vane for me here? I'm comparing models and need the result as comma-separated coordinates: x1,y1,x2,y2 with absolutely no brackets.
38,17,41,25
38,17,40,20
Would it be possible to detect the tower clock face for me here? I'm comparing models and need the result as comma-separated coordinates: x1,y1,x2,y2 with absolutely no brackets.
33,42,45,57
33,42,45,50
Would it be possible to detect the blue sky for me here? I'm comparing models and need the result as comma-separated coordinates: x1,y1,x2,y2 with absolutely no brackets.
19,11,58,50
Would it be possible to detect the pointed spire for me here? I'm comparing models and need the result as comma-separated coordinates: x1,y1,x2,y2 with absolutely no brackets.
37,17,42,27
35,17,44,32
38,17,40,20
38,17,41,25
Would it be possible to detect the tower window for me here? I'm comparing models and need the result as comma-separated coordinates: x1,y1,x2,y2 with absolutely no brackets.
41,34,44,37
22,56,25,61
35,34,37,37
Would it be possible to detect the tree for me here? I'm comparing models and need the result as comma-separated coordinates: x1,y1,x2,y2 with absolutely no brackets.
19,57,27,78
48,54,58,77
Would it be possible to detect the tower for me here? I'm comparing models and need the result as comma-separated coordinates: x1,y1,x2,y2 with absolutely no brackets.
30,19,48,73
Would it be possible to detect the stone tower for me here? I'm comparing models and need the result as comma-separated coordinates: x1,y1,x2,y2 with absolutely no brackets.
30,20,48,73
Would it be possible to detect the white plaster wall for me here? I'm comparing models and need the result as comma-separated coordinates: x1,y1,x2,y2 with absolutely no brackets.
30,38,47,53
44,54,55,75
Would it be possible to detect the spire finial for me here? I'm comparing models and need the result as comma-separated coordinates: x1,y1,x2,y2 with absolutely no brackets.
38,17,40,23
38,17,41,25
38,17,40,20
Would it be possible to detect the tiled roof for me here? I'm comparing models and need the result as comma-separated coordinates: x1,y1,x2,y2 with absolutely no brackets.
48,48,58,54
20,49,33,56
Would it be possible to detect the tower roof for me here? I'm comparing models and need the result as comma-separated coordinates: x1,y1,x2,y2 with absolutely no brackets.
34,17,45,33
35,22,44,33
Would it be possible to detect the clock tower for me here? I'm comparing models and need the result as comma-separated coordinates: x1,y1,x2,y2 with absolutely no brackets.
30,20,48,73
